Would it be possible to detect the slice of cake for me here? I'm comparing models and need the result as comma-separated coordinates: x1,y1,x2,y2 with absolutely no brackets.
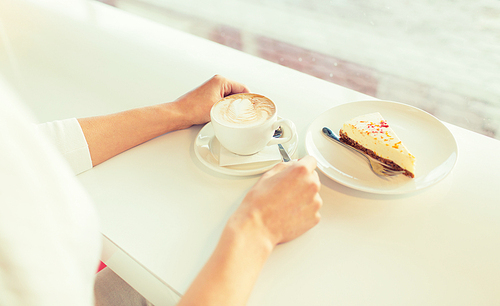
339,112,416,178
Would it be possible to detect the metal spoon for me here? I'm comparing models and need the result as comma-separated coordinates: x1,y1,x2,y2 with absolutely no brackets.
273,127,291,162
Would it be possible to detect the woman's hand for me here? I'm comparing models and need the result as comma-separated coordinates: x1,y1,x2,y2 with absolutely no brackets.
172,75,250,129
178,156,322,306
231,156,323,247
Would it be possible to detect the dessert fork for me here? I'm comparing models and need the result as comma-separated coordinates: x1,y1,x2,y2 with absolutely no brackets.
322,127,403,177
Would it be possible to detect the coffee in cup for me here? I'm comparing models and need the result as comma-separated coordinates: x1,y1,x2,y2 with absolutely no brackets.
210,93,296,155
211,94,275,127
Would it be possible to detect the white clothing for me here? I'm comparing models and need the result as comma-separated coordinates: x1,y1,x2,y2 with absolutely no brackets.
37,119,93,176
0,77,101,305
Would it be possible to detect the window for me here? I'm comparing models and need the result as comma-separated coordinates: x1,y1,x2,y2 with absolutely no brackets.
100,0,500,140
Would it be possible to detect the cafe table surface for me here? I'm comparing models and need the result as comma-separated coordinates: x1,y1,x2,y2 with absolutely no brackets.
8,1,500,305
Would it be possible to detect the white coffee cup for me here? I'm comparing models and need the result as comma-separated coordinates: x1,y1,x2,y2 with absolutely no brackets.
210,93,296,156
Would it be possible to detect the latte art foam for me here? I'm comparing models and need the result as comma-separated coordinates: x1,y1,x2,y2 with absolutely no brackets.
212,94,276,127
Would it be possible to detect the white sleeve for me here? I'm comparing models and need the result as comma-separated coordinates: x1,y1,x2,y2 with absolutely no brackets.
37,118,93,175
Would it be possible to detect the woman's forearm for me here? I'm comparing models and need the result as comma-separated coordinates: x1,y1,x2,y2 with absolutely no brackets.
77,75,249,166
177,213,274,306
77,102,185,166
177,157,322,305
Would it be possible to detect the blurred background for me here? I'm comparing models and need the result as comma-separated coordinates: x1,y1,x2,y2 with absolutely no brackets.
101,0,499,139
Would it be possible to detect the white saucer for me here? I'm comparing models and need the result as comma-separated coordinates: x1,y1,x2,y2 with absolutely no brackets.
305,100,458,194
194,121,299,176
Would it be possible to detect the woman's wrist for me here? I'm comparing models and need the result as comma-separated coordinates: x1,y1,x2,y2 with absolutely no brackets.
226,207,277,257
153,102,191,132
179,202,275,306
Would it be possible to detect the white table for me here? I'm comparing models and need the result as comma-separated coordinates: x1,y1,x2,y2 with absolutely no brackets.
4,1,500,305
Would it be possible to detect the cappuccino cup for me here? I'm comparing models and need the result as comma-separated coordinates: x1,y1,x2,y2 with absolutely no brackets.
210,93,296,156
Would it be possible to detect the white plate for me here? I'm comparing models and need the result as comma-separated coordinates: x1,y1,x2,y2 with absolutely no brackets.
305,100,458,194
194,121,299,176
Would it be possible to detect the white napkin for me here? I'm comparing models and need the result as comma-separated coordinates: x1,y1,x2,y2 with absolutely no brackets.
219,145,282,166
